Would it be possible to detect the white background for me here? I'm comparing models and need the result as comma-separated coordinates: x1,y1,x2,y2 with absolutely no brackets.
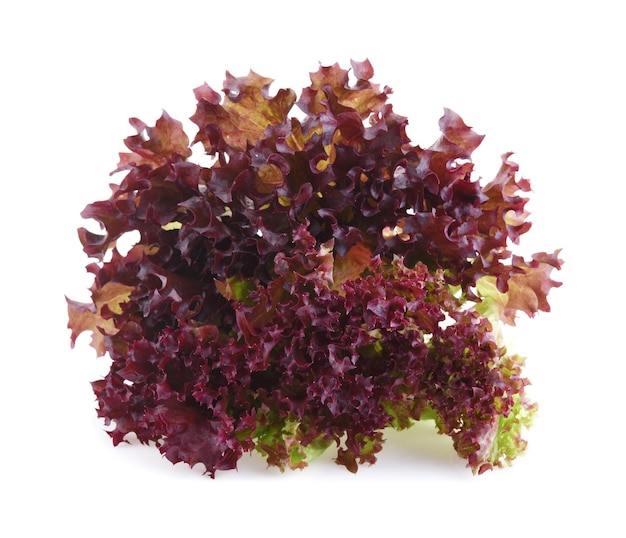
2,1,623,535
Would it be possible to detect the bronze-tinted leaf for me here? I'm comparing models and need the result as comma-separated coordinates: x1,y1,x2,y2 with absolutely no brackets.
191,71,296,152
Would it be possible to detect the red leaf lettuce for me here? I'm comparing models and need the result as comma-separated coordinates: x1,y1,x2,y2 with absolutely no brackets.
68,60,562,477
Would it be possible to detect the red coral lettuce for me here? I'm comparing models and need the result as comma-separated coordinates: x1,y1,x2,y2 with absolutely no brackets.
68,60,562,477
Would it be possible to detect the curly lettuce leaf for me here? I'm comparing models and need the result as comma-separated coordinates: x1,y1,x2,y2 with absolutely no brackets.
476,250,563,324
67,281,134,356
191,71,296,152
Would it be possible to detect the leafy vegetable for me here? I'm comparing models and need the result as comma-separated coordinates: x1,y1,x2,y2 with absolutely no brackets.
67,60,562,477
